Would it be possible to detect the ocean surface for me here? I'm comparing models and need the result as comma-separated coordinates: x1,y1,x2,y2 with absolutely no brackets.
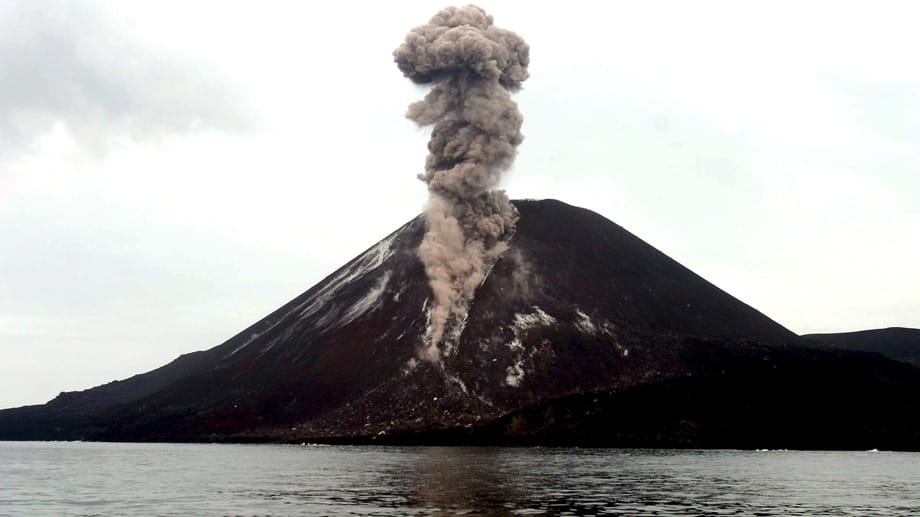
1,442,918,516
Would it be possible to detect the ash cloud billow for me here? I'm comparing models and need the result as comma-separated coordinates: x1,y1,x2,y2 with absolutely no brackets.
394,5,529,362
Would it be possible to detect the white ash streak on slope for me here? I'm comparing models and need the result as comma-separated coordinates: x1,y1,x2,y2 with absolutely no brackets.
394,5,529,362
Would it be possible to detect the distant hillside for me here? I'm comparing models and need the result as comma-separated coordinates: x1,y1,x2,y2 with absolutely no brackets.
803,328,920,367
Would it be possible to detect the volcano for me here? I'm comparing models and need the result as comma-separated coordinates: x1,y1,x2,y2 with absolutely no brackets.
2,199,919,449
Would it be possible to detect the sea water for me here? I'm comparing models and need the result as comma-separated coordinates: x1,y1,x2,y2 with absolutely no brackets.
1,442,918,515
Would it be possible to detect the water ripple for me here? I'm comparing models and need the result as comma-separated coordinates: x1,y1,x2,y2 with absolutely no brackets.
1,443,918,516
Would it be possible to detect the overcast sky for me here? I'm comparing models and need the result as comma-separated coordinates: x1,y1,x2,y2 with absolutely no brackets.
2,0,918,409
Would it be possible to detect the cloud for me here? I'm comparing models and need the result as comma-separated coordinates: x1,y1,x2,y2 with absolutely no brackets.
0,0,253,157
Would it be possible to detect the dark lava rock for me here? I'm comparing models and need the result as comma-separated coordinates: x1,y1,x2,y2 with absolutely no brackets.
2,199,918,449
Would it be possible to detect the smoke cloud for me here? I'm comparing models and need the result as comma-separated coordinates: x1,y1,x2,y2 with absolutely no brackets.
394,5,529,361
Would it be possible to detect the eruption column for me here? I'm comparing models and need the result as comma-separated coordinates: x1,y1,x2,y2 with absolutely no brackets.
394,5,529,361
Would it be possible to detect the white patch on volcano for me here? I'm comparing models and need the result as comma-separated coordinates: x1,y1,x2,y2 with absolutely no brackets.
575,309,597,334
341,270,392,326
573,310,629,357
313,306,341,329
392,283,406,302
403,357,418,375
512,306,556,331
224,332,262,359
505,360,525,387
505,337,524,351
500,307,556,389
421,298,432,337
442,311,470,356
261,319,309,353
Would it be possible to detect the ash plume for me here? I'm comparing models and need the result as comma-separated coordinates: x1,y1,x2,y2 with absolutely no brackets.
394,5,529,361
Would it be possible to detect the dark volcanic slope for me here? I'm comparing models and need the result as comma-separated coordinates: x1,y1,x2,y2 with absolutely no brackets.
484,199,796,344
803,327,920,366
2,199,918,448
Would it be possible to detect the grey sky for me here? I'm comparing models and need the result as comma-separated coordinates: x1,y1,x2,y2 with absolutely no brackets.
1,0,918,409
0,0,253,156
